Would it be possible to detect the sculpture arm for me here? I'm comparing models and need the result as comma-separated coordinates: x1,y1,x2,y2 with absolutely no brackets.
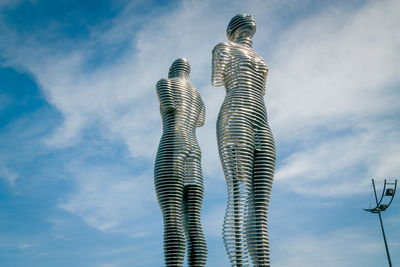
156,78,176,112
211,43,230,86
196,101,205,127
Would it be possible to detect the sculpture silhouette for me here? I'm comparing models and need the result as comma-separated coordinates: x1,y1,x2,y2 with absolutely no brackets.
211,14,276,267
155,58,207,267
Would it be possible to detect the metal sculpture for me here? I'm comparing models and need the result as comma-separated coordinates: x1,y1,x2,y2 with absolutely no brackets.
211,14,276,267
154,58,207,267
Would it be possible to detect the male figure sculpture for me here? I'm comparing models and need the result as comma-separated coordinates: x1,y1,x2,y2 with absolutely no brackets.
154,58,207,267
211,14,276,266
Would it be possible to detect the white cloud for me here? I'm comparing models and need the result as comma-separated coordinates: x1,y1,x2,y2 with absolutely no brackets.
1,0,399,235
0,3,399,267
269,0,400,196
269,0,400,135
59,163,156,233
272,228,394,267
0,0,288,158
0,162,18,185
277,120,400,196
0,232,36,251
203,204,225,238
0,0,31,9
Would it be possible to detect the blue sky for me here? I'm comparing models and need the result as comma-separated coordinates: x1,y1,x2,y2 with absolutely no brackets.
0,0,399,266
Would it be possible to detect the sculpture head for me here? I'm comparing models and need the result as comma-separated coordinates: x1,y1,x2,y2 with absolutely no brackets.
168,58,191,79
226,14,256,42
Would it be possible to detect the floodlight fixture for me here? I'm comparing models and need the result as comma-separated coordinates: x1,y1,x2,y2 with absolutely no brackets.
364,179,397,267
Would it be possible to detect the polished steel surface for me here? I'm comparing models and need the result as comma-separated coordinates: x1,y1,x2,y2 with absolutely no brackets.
154,58,207,267
212,14,276,267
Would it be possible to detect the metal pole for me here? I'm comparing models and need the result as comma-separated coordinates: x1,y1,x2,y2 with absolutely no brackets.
372,179,393,267
377,211,392,267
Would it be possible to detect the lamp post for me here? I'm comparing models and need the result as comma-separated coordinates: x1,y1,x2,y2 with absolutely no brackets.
364,179,397,267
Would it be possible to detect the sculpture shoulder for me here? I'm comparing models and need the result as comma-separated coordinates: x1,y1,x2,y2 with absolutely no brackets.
156,78,170,88
213,42,255,57
212,42,232,53
156,78,173,98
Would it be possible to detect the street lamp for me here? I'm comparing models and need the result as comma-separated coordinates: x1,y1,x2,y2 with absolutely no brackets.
364,179,397,267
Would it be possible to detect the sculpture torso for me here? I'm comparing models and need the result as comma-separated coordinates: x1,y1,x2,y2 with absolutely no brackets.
213,42,269,130
157,77,205,183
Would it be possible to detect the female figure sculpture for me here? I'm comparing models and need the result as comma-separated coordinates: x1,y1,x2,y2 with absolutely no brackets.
211,14,276,267
154,58,207,267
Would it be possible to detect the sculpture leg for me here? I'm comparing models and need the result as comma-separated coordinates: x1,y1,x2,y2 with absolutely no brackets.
218,122,255,267
155,155,186,267
247,127,275,267
182,156,207,266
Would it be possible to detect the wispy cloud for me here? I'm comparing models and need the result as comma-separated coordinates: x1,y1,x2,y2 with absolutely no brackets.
0,162,18,185
270,0,400,195
0,232,36,250
270,0,400,134
0,0,399,238
0,0,31,9
277,120,400,196
1,1,399,266
59,163,156,233
272,227,391,267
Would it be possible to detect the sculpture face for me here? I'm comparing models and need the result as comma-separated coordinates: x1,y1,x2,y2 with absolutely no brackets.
226,14,256,41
